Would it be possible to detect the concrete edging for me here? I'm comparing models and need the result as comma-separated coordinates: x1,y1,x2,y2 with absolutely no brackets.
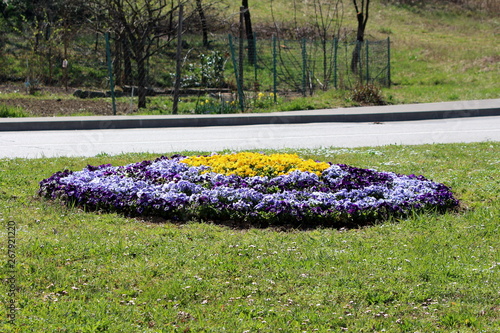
1,99,499,131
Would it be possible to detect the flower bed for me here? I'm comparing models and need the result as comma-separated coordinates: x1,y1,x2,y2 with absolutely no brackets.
38,153,459,227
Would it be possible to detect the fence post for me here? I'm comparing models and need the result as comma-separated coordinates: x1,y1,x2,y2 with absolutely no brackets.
333,38,338,89
301,38,307,96
253,32,258,85
365,40,370,85
105,32,116,116
239,7,245,91
228,34,245,112
273,34,277,103
172,4,183,115
356,40,362,83
63,23,69,92
387,37,391,88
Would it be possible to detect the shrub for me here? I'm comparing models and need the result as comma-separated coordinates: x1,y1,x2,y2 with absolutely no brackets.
200,51,227,88
350,84,386,106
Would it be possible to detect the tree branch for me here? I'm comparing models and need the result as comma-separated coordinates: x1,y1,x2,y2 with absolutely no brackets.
353,0,360,14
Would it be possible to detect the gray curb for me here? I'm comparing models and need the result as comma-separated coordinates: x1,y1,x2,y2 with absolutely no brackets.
1,99,499,131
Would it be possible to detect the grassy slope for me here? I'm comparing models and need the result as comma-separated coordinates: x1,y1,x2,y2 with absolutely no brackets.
223,1,500,105
376,5,500,103
0,143,499,331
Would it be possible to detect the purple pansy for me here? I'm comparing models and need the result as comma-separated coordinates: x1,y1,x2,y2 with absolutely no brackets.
38,155,459,226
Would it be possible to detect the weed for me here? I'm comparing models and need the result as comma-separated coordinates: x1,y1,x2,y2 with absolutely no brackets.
0,104,28,117
246,91,280,110
194,97,238,114
350,83,386,105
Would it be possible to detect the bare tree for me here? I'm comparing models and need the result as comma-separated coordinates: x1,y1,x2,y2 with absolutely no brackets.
350,0,370,74
91,0,184,109
270,0,344,93
312,0,344,90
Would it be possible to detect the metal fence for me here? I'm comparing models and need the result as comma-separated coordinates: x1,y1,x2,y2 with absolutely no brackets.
0,28,390,98
228,35,391,97
0,28,113,91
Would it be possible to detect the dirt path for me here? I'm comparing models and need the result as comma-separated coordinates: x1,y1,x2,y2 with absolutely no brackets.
1,84,133,116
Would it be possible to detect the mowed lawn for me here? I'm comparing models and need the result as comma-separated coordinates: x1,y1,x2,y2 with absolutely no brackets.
0,142,499,332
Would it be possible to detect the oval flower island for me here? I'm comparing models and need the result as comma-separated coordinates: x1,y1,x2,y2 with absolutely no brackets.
39,152,458,228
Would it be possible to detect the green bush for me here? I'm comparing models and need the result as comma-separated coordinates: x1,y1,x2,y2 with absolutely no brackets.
200,51,227,88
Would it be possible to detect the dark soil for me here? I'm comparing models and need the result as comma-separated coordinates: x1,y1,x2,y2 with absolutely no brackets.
0,84,134,117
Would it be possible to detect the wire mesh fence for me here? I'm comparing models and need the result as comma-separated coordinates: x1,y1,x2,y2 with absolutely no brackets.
0,25,390,110
227,35,391,97
1,28,114,92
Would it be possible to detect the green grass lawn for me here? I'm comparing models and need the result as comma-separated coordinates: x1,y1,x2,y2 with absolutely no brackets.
1,142,499,331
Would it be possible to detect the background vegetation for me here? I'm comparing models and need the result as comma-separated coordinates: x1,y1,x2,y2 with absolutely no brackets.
0,0,498,114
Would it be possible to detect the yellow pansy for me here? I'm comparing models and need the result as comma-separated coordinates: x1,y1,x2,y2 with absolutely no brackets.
181,152,329,178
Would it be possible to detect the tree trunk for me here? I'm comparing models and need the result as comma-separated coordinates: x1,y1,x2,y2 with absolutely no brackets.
168,0,175,40
355,10,365,42
350,41,362,76
195,0,209,48
242,0,255,65
350,1,369,75
122,38,133,85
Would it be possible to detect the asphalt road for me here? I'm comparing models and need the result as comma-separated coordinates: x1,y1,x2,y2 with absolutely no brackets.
1,116,499,158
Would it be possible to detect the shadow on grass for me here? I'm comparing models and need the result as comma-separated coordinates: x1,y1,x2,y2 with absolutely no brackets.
131,205,463,231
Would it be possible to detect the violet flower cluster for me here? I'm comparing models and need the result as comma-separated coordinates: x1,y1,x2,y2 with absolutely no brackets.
38,155,458,227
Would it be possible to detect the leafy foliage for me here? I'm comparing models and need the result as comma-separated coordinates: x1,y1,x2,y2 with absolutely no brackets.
200,51,227,88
